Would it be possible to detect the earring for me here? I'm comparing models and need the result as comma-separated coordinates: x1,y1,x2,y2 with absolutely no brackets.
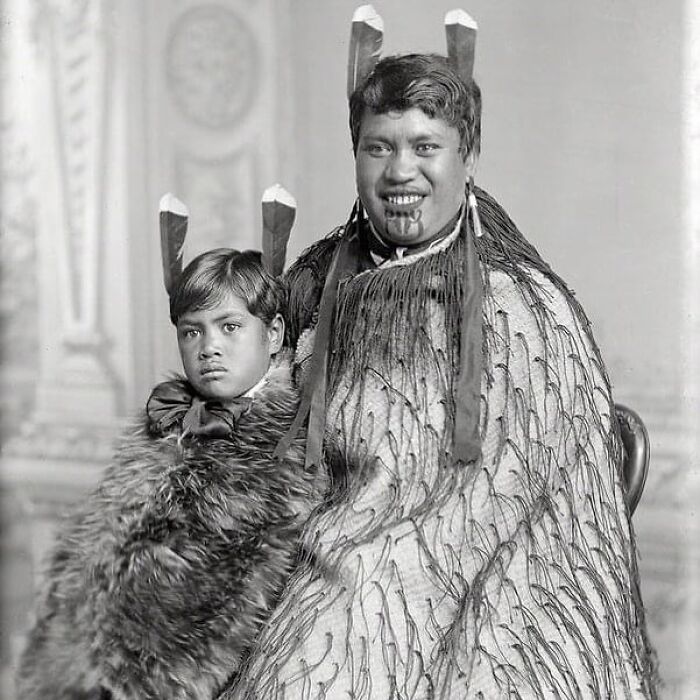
467,177,483,239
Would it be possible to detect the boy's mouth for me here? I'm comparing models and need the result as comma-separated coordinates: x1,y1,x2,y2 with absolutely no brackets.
201,365,227,376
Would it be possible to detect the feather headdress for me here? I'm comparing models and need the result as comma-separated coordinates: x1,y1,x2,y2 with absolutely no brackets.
346,6,477,102
347,4,384,99
158,185,296,295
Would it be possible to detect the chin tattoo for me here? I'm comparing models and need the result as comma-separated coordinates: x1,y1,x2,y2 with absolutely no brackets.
384,208,424,241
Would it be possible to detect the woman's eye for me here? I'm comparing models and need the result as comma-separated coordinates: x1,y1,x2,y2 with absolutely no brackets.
416,143,439,154
363,143,389,156
223,323,239,333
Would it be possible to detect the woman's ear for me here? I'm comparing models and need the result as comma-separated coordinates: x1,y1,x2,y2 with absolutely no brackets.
464,149,478,179
267,313,285,355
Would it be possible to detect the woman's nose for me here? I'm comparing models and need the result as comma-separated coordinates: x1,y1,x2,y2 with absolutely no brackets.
384,148,417,182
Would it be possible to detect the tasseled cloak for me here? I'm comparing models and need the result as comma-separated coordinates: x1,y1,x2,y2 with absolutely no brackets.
16,357,325,700
221,188,658,699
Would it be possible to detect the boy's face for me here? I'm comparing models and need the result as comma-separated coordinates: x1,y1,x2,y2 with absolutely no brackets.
176,291,284,401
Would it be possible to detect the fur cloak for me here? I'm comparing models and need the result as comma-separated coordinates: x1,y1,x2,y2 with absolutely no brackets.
16,356,324,700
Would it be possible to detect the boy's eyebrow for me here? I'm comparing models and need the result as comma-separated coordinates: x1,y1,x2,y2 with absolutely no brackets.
211,311,246,323
177,310,247,326
176,314,200,327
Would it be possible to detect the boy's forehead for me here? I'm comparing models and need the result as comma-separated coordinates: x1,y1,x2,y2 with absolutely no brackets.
177,291,249,324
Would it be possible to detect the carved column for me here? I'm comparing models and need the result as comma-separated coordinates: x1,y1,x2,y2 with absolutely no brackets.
1,0,125,526
0,2,296,693
0,1,41,692
0,0,126,549
0,0,131,692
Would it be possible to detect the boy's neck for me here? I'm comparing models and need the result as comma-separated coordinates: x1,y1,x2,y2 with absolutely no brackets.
241,365,271,399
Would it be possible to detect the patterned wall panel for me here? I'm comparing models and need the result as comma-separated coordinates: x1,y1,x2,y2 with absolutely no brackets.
0,94,38,445
176,149,260,256
165,5,260,130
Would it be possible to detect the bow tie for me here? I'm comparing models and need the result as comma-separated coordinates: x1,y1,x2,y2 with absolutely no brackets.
146,380,252,438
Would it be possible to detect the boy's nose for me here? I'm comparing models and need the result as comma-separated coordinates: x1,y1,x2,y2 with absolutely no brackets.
199,337,222,358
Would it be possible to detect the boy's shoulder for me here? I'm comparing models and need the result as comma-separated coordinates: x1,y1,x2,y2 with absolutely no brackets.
230,350,299,435
254,350,295,397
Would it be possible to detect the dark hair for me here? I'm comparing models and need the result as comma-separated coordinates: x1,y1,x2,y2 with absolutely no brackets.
349,53,481,158
169,249,286,326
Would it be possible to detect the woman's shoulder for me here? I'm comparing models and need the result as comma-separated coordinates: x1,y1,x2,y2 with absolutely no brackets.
284,228,346,347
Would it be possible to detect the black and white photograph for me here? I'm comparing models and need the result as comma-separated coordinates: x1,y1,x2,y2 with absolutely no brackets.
0,1,697,698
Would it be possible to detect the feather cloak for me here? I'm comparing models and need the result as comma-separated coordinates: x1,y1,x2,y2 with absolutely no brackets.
222,188,657,699
16,357,324,700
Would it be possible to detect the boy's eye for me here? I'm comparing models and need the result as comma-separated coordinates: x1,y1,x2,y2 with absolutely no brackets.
222,322,239,333
180,328,199,339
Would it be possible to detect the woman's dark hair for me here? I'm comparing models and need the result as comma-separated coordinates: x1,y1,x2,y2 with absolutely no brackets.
349,53,481,158
168,248,286,326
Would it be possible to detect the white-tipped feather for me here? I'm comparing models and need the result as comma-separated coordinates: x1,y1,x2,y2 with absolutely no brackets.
159,193,188,295
347,4,384,99
352,5,384,33
444,8,477,82
262,183,297,209
445,8,477,30
159,192,189,218
261,183,296,278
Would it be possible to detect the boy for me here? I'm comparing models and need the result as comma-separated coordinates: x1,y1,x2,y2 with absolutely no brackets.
16,248,324,700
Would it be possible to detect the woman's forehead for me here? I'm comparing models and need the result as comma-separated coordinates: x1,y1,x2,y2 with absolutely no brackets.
358,107,459,140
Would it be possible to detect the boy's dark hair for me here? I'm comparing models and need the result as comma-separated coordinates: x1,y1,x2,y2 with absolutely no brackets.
169,248,286,326
349,53,482,158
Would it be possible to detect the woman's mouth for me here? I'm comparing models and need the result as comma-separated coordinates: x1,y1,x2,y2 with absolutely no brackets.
383,193,425,214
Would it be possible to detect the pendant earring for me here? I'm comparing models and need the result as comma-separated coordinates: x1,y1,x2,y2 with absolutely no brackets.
467,177,483,239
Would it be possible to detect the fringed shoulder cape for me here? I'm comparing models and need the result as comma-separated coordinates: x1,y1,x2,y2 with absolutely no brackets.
222,188,658,699
16,356,325,700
